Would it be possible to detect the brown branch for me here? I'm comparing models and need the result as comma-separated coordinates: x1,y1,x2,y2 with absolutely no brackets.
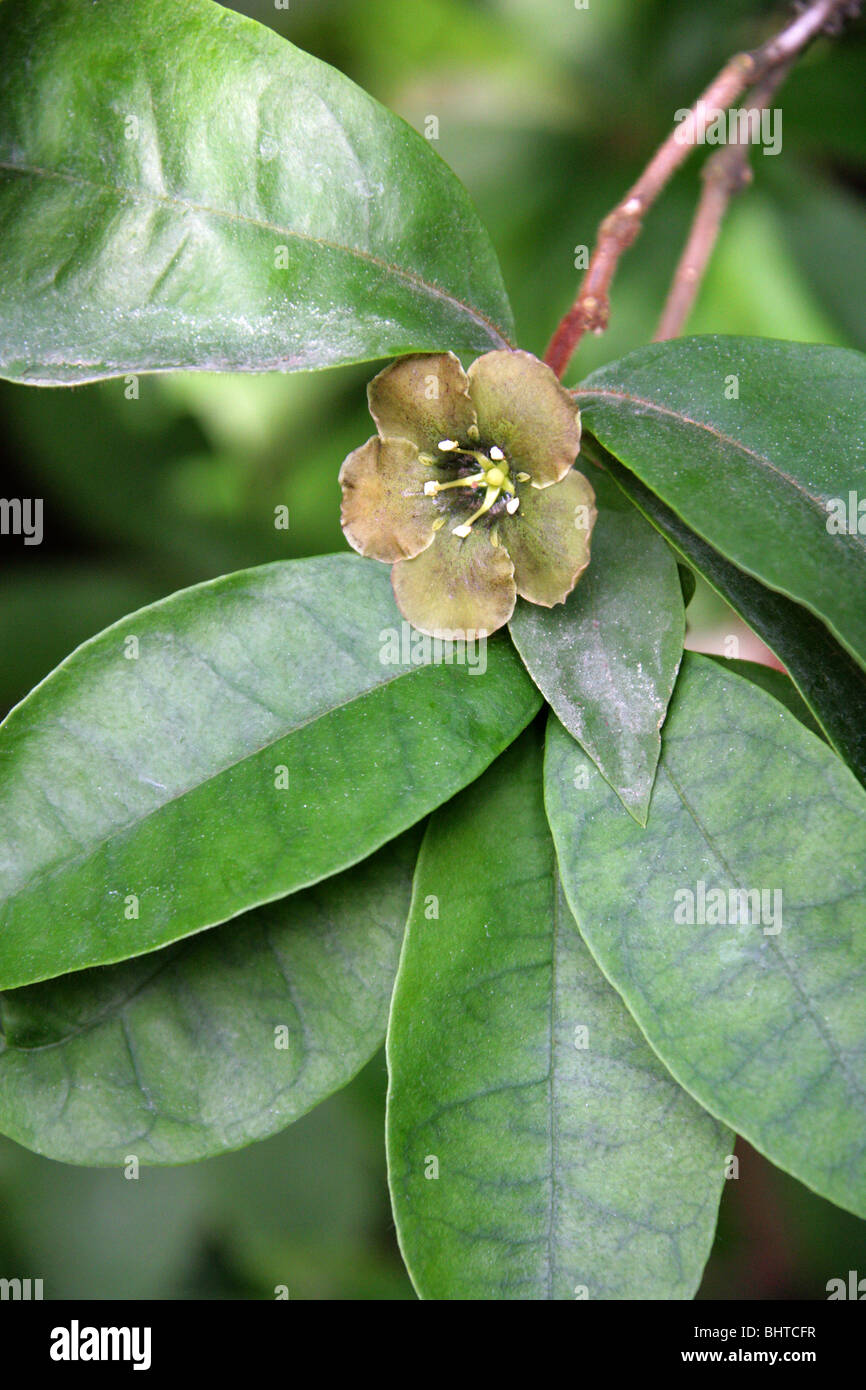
543,0,860,379
653,61,794,341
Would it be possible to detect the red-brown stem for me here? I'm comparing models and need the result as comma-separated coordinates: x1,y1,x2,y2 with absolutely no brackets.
653,61,793,341
543,0,856,379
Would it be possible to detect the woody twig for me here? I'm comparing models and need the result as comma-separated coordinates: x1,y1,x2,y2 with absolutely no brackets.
653,60,795,341
543,0,860,379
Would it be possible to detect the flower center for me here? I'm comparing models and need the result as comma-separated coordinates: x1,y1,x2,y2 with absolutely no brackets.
421,439,530,540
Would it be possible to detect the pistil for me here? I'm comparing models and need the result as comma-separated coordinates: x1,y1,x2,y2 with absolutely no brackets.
452,485,501,538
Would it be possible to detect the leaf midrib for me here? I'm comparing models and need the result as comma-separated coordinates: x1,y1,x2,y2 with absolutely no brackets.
0,157,512,349
545,871,562,1300
0,659,427,912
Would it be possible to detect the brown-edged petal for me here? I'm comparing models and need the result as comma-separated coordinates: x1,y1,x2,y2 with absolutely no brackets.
368,352,477,454
340,436,437,562
467,349,581,486
504,469,597,606
392,524,516,637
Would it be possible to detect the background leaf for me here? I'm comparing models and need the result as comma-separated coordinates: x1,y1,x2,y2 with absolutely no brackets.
770,163,866,355
386,725,731,1300
509,468,683,823
0,555,540,990
590,440,866,787
0,830,419,1165
0,0,514,384
0,1056,408,1298
576,337,866,672
545,653,866,1219
0,564,166,717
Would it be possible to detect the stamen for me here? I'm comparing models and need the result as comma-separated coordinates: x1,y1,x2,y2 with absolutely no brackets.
451,484,501,538
489,445,505,461
506,496,520,514
437,438,460,452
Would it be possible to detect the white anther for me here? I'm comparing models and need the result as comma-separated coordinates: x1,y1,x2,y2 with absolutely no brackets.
423,481,439,496
489,445,505,461
506,497,520,515
452,523,472,538
437,438,460,451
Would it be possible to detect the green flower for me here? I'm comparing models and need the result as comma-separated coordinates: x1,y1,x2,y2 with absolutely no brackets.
339,349,597,636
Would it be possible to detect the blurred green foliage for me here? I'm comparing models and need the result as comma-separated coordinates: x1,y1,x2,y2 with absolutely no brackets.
1,0,865,1298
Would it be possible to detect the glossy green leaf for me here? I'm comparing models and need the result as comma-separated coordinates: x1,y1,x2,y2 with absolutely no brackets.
589,441,866,787
0,554,540,990
509,469,683,824
387,726,731,1300
546,653,866,1218
0,0,513,384
0,831,418,1165
577,337,866,672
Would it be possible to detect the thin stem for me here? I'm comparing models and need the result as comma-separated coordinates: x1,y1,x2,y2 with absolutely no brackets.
653,61,794,341
543,0,859,379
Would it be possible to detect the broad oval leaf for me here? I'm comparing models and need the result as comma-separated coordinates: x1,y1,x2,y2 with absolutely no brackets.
577,337,866,673
705,656,823,741
0,830,419,1165
0,0,514,384
386,725,731,1300
509,468,683,824
0,554,540,990
545,653,866,1219
590,440,866,787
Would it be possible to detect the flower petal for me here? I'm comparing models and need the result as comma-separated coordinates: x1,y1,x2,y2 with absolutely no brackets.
392,525,516,637
467,349,581,485
368,352,476,453
340,436,437,562
505,469,597,606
